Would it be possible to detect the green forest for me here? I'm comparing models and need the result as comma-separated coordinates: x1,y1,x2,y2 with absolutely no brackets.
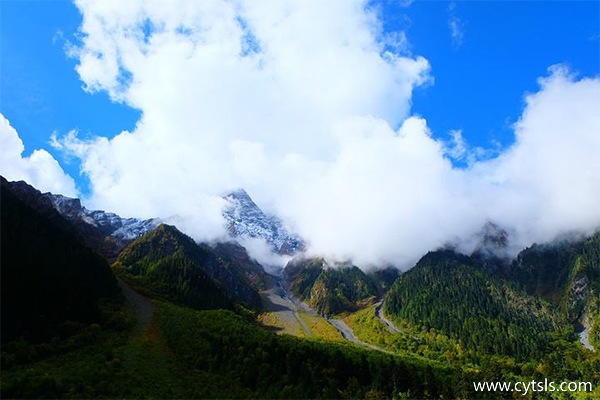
383,250,566,360
2,177,599,399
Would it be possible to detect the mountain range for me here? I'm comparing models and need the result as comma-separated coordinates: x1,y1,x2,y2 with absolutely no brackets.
17,185,303,261
1,175,598,399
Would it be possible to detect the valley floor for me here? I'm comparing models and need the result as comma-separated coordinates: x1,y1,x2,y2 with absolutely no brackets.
259,282,311,336
259,282,412,356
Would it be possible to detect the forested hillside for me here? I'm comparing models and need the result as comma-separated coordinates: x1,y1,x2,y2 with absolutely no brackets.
1,300,479,399
2,176,598,399
113,224,262,310
383,250,567,360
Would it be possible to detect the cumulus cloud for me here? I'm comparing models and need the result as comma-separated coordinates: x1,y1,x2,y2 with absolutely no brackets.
58,0,429,239
0,114,77,196
55,0,599,269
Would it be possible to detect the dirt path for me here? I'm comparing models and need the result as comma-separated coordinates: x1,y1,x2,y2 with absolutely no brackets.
374,300,421,341
375,301,402,334
329,318,395,354
117,277,153,328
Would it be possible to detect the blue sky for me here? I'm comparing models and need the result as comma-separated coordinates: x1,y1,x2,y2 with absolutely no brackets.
1,1,599,265
2,0,598,190
1,1,140,188
401,0,599,151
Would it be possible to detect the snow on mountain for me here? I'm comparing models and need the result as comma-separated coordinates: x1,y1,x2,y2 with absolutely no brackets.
222,189,303,255
47,188,301,257
45,193,160,241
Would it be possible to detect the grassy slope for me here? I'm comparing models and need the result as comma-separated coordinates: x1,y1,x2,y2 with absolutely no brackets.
297,310,346,343
344,305,464,365
257,308,345,342
258,311,304,336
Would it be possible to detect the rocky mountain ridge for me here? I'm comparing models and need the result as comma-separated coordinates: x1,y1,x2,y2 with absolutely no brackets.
46,193,160,242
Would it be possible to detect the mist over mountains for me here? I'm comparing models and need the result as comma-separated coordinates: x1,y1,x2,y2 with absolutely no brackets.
2,2,598,269
5,175,598,276
3,69,598,269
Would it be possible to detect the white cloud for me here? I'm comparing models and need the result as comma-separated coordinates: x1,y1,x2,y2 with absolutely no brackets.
236,237,293,275
448,17,464,48
0,114,77,197
56,0,600,269
447,2,465,48
58,0,429,242
279,116,478,268
444,129,467,161
472,66,600,247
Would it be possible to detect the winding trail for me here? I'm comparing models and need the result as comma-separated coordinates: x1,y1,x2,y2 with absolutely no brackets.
328,318,396,355
117,277,153,329
374,301,402,334
374,300,420,341
328,318,366,345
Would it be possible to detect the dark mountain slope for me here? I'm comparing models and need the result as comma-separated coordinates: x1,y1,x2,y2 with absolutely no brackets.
211,241,273,291
1,177,119,342
113,224,262,310
383,250,567,360
569,233,600,347
3,179,79,235
3,179,123,259
511,234,599,315
511,240,580,303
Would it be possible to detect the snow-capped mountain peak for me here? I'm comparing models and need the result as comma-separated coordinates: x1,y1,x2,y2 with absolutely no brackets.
222,189,303,255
